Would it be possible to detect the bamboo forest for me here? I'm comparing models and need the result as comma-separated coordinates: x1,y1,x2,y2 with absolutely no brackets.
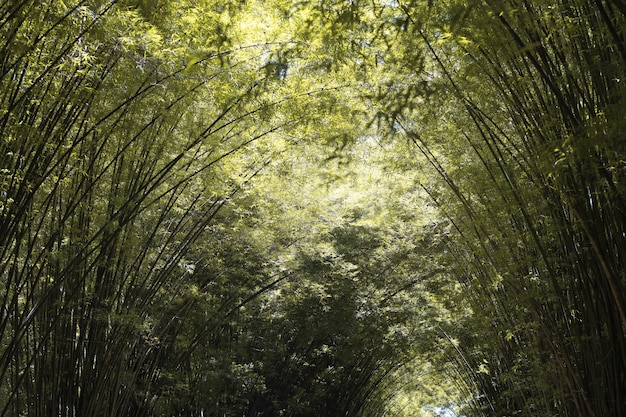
1,0,625,416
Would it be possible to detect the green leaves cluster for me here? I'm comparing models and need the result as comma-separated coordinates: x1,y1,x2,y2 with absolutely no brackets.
3,1,625,417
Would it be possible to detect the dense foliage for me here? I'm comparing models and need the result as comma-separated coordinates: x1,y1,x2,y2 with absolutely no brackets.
1,1,624,417
386,1,626,416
